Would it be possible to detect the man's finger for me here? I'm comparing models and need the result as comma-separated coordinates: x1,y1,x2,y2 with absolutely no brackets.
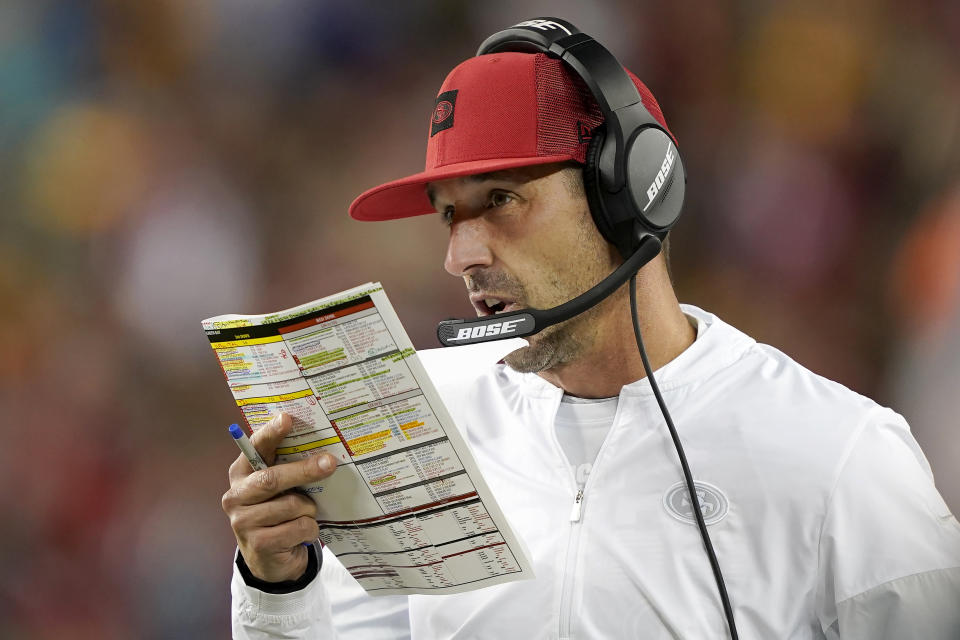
243,516,320,561
228,453,252,483
228,491,318,533
231,453,337,505
249,412,294,465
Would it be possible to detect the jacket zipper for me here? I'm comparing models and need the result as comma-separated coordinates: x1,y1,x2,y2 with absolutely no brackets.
554,397,624,639
569,488,584,522
558,482,584,640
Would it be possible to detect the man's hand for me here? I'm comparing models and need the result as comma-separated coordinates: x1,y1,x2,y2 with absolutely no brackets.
222,413,338,583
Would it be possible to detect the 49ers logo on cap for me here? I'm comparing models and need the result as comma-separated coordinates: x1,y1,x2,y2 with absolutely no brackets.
433,101,453,123
431,89,458,137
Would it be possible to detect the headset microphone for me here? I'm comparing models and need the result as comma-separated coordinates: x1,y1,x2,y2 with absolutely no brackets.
437,234,661,347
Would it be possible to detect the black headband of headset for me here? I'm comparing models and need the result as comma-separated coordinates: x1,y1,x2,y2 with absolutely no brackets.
476,18,662,193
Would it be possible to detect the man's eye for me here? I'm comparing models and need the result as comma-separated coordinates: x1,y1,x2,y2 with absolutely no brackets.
440,207,454,225
489,191,514,208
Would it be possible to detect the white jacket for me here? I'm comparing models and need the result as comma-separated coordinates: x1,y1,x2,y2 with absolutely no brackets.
232,306,960,639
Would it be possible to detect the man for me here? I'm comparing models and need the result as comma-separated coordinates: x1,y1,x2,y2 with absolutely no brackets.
222,28,960,639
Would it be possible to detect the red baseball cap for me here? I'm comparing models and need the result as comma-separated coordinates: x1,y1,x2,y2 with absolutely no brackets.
348,51,674,221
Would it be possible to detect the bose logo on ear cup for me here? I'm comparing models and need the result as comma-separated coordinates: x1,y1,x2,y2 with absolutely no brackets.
642,144,676,212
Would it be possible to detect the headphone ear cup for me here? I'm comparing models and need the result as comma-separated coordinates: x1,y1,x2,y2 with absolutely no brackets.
624,128,685,232
582,126,617,247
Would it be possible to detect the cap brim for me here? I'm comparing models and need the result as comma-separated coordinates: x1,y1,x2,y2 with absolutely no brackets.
348,154,575,221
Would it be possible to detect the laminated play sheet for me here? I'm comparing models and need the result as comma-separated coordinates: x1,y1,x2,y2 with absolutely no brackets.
203,282,533,595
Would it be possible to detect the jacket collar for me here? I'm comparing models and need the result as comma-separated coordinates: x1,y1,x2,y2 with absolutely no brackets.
502,304,756,400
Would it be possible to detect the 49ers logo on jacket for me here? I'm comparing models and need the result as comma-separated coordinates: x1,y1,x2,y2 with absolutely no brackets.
431,89,458,137
663,481,729,526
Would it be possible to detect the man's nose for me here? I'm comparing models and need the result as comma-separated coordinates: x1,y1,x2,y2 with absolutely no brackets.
444,218,494,277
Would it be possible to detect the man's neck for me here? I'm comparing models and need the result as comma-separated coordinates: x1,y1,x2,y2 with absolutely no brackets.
535,262,695,399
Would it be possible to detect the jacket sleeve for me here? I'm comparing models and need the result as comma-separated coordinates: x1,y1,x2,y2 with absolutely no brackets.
231,545,412,639
816,407,960,639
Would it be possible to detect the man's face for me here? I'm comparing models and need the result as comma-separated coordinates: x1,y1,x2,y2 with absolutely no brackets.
427,162,621,373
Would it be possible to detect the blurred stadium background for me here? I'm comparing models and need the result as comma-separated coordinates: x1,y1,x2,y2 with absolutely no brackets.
1,1,958,637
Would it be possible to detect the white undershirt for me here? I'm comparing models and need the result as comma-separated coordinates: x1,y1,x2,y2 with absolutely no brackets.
553,314,701,488
555,395,619,488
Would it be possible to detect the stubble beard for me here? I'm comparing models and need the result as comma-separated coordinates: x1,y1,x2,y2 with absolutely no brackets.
501,256,618,374
466,267,601,374
503,306,600,373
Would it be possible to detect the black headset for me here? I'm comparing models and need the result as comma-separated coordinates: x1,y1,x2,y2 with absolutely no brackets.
476,17,686,260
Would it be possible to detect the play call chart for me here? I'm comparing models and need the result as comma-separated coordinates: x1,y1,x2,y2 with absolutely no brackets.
203,283,533,595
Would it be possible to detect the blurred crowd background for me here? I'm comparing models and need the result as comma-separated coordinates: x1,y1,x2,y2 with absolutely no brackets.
1,1,958,637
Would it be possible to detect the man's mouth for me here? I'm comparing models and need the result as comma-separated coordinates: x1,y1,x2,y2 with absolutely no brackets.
470,295,518,316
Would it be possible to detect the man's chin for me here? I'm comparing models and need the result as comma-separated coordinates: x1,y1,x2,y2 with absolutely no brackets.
502,328,571,374
502,344,544,374
500,306,602,374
